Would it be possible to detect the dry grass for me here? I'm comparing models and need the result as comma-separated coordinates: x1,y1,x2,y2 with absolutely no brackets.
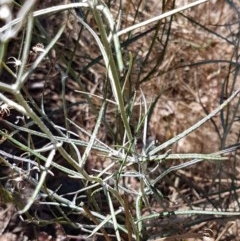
0,0,240,240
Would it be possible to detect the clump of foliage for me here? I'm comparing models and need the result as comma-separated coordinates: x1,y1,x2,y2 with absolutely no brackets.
0,0,239,240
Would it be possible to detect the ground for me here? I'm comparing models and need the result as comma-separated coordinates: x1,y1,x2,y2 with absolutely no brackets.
0,0,240,240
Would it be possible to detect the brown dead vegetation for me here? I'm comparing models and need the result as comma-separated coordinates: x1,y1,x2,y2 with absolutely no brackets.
0,0,240,240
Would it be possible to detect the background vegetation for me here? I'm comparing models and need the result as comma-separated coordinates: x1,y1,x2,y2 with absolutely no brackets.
0,0,240,240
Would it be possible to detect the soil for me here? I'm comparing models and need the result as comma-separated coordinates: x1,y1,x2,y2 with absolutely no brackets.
0,0,240,240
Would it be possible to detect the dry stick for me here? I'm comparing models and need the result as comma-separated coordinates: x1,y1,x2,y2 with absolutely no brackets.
215,222,234,241
122,194,133,241
81,202,112,241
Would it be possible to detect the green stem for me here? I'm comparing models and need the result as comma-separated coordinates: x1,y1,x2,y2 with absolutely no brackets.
91,2,133,143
